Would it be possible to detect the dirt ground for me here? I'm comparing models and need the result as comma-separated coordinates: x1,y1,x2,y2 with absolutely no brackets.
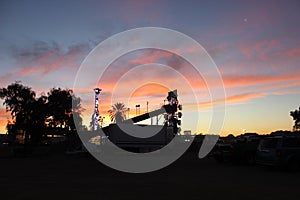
0,152,300,200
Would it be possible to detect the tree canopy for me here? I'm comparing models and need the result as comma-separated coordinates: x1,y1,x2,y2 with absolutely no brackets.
290,107,300,131
0,81,85,145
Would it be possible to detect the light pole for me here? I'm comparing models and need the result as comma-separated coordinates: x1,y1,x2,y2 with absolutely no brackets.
135,104,140,116
147,101,149,113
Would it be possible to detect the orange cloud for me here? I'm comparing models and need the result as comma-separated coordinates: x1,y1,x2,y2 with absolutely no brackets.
130,83,170,98
223,71,300,88
76,62,300,124
182,92,266,114
225,93,266,104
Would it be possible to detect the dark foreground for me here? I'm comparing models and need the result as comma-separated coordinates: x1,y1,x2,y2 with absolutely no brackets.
1,152,300,200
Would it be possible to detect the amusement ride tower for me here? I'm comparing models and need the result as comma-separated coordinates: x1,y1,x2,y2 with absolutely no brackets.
93,88,102,131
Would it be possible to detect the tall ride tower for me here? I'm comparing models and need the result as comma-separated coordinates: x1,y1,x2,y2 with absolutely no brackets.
93,88,102,131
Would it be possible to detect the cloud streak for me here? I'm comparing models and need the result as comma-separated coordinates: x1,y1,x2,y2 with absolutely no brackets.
223,71,300,88
74,45,300,122
1,41,92,85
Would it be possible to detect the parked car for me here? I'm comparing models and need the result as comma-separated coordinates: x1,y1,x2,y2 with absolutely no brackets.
231,135,262,165
256,136,300,171
0,142,14,158
210,143,235,163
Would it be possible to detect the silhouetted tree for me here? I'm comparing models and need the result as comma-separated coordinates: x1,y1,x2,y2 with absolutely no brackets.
0,81,36,144
108,102,127,123
47,88,72,129
290,107,300,131
70,94,85,131
0,83,85,145
46,88,85,131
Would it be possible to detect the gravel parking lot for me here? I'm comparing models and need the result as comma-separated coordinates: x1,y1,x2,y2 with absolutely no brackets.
1,152,300,200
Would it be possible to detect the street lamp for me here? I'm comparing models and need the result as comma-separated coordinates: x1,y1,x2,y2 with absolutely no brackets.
135,104,140,115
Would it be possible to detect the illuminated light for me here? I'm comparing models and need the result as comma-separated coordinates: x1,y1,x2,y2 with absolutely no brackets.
94,88,102,94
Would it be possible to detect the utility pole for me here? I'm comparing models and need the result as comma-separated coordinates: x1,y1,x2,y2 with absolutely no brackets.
147,101,149,113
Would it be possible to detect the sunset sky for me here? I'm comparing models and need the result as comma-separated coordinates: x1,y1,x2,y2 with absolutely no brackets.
0,0,300,135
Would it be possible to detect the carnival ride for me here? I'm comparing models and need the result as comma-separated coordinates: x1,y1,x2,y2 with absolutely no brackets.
89,88,183,151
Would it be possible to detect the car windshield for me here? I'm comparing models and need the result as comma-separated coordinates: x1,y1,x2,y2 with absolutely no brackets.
261,138,278,149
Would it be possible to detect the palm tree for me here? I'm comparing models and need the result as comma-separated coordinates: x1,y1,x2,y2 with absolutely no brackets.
108,102,127,123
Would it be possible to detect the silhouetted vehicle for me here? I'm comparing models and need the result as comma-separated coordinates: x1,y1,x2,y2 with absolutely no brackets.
187,135,204,152
256,136,300,171
0,142,14,158
210,143,235,163
231,135,261,164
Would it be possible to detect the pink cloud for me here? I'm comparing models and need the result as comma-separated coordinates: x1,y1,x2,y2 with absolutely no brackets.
17,46,85,77
238,38,300,65
0,42,90,86
225,92,266,104
223,71,300,88
129,50,173,65
240,39,280,60
183,92,266,112
275,47,300,57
